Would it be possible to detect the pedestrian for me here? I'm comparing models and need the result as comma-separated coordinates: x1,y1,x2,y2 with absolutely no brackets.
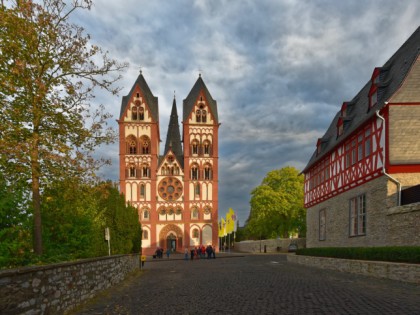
184,248,189,261
190,248,195,261
211,245,216,259
166,248,170,258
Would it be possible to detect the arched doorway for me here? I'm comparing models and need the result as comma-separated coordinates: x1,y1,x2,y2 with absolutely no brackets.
167,233,177,251
159,224,183,252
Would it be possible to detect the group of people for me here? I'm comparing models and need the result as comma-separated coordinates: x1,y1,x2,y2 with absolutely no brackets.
185,245,216,260
153,247,172,258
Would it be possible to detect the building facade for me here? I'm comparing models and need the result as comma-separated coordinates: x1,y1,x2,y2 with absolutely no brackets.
303,27,420,248
118,73,219,255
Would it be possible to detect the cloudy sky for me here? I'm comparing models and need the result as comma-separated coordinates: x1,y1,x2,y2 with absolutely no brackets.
73,0,420,225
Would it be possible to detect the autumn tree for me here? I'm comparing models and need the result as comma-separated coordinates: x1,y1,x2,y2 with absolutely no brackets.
0,0,127,255
245,166,306,239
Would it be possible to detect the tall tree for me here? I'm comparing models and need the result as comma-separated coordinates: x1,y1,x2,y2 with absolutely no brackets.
0,0,127,255
246,166,305,238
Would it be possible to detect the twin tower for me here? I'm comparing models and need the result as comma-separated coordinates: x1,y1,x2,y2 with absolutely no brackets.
118,73,219,254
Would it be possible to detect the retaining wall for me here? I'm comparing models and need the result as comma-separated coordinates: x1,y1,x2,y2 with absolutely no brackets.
234,238,306,253
287,254,420,284
0,254,139,315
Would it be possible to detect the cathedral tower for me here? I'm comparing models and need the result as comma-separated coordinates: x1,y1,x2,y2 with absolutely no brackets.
118,73,219,255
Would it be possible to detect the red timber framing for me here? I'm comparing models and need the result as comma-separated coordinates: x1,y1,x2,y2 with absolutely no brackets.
304,118,384,207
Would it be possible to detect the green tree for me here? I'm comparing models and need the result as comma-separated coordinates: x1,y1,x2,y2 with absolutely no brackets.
245,166,305,239
0,0,127,255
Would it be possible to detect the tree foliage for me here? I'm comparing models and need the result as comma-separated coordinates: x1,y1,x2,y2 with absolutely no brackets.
0,0,127,255
245,166,306,239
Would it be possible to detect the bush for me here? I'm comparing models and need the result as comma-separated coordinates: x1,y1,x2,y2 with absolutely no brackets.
296,246,420,264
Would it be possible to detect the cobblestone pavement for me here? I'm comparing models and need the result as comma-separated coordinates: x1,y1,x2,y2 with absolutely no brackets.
73,253,420,315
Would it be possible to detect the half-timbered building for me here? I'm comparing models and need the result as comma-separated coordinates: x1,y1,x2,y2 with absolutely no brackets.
303,27,420,248
118,73,219,255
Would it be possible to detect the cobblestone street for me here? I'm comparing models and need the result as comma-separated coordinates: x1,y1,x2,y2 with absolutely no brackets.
74,254,420,315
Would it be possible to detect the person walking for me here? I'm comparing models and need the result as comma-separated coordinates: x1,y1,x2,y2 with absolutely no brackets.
166,248,170,259
184,248,189,261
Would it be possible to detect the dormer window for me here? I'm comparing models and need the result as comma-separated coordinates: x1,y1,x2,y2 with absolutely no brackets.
341,102,348,118
337,117,344,137
368,68,380,109
316,138,322,155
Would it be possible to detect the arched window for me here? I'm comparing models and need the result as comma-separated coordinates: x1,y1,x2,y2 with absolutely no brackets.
132,106,138,120
196,110,201,123
126,136,137,154
139,107,144,120
192,207,199,219
191,164,199,180
174,165,180,175
142,164,150,178
143,230,149,240
204,164,212,180
143,209,149,219
140,136,150,154
140,184,145,198
195,183,200,196
129,165,136,178
201,109,207,123
203,140,211,156
191,140,199,155
192,228,199,238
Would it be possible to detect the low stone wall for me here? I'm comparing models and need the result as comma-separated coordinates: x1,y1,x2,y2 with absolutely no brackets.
386,202,420,246
0,254,139,315
234,238,306,253
287,254,420,284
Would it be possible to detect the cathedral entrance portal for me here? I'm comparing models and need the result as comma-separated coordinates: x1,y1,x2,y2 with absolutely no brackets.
159,224,183,252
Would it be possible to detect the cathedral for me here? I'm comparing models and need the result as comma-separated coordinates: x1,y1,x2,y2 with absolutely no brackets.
118,73,219,255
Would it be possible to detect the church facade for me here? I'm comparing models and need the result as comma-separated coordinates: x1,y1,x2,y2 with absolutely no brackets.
118,74,219,255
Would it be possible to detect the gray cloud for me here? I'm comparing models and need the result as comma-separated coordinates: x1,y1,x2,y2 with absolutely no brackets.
76,0,420,225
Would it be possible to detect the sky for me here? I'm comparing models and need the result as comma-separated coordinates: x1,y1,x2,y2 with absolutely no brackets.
72,0,420,226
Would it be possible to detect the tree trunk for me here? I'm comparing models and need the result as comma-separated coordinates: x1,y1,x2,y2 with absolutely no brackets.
31,130,42,255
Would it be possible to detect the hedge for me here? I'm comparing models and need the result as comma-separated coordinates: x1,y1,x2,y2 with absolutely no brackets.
296,246,420,264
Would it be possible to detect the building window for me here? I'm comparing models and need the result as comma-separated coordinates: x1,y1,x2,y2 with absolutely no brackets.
129,165,136,178
203,140,211,155
140,136,150,154
319,209,326,241
127,136,137,154
192,228,199,238
349,194,366,236
143,209,149,220
191,165,199,180
132,106,138,120
139,107,144,120
140,184,145,198
143,230,149,240
365,129,371,156
195,183,200,196
191,207,199,219
142,165,150,178
191,140,199,155
204,165,212,180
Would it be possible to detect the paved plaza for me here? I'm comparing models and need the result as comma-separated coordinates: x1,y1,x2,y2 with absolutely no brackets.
73,253,420,315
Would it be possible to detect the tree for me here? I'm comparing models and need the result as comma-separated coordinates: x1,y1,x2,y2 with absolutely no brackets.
245,166,305,239
0,1,127,255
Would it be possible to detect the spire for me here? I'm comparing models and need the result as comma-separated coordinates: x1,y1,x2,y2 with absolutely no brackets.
164,97,183,159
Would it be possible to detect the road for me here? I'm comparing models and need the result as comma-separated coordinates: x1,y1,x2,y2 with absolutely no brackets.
73,253,420,315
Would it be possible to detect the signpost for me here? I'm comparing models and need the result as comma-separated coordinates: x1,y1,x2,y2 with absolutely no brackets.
105,227,110,256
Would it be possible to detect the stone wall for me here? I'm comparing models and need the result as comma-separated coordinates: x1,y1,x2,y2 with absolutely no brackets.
0,254,139,315
234,238,306,253
386,202,420,246
288,254,420,284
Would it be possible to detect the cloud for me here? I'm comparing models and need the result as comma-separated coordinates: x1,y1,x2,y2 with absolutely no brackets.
78,0,420,225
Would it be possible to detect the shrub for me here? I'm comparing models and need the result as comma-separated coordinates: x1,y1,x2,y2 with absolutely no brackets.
296,246,420,264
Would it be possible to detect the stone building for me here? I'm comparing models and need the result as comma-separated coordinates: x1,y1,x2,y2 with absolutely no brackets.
302,27,420,248
118,73,219,255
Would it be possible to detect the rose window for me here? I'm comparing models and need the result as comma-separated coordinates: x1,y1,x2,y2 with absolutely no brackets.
158,177,183,201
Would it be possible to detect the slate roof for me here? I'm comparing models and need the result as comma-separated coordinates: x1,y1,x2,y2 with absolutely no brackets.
163,98,184,168
119,73,159,122
183,75,218,123
303,26,420,173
